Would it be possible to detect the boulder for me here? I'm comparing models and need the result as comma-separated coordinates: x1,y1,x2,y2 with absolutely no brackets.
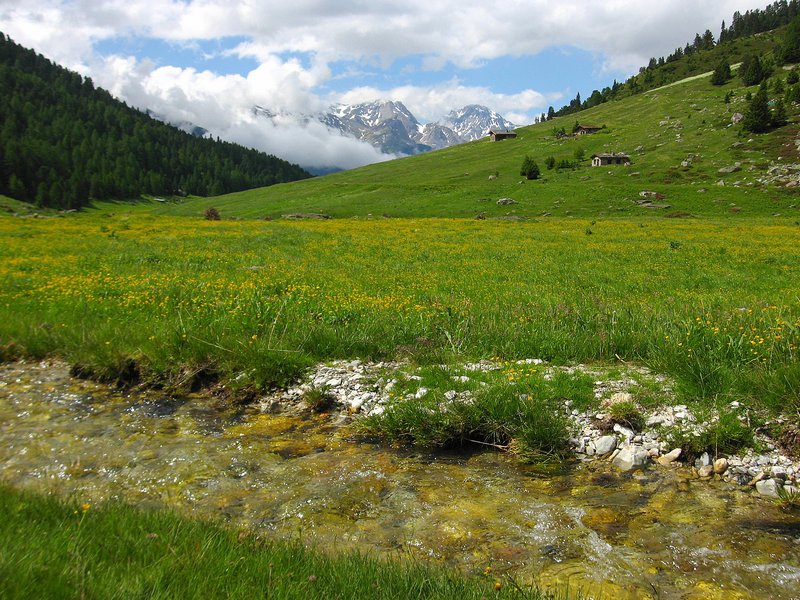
713,458,729,475
755,478,781,498
594,435,617,456
657,448,682,466
496,197,516,206
612,445,650,471
697,465,714,478
718,163,742,174
731,112,744,124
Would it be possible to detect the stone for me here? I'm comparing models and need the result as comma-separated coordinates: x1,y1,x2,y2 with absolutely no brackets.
695,452,712,468
697,465,714,478
657,448,682,466
612,445,650,472
496,197,516,206
594,435,617,456
718,163,742,174
613,423,635,440
713,458,728,475
731,112,744,125
771,466,788,480
756,479,781,498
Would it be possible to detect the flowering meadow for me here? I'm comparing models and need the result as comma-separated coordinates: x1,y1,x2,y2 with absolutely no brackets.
0,213,798,415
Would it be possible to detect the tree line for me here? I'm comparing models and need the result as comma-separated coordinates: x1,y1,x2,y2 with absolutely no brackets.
0,33,311,210
542,1,800,122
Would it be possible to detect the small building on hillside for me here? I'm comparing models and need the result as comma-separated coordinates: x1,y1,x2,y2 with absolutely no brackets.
488,129,517,141
575,124,602,136
591,152,631,167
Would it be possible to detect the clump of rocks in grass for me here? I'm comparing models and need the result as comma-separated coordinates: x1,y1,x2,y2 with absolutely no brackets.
258,358,799,499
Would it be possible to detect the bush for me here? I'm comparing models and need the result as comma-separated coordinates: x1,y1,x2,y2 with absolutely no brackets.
355,378,571,462
204,207,221,220
742,86,771,133
711,60,731,86
544,156,556,170
608,401,645,431
519,155,540,180
665,410,755,460
303,385,335,412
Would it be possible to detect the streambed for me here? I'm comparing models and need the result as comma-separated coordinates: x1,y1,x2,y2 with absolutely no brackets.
1,361,798,599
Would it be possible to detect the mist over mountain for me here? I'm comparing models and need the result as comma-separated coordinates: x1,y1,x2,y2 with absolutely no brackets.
249,100,517,164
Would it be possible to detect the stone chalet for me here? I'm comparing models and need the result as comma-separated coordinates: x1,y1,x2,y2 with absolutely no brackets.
575,124,602,136
591,153,631,167
488,129,517,141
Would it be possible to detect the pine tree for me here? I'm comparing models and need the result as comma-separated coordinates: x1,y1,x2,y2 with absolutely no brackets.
742,85,772,132
741,55,766,86
711,60,732,85
779,14,800,63
772,98,788,126
519,156,540,180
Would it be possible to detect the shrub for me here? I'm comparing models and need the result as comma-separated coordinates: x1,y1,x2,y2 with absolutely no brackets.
742,86,771,133
519,155,540,180
608,400,645,431
665,410,755,460
544,156,556,170
303,385,335,412
711,60,731,86
355,379,571,462
204,207,221,220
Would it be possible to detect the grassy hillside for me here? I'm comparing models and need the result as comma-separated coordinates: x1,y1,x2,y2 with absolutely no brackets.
140,68,799,220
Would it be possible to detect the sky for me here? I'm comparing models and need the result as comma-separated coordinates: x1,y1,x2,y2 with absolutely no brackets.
0,0,774,170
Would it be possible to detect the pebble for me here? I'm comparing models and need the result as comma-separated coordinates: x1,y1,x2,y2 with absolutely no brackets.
258,358,799,497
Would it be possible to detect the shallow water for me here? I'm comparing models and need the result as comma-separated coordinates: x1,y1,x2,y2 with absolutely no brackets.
1,361,798,600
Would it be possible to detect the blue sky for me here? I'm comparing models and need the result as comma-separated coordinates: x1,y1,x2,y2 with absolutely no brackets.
0,0,773,168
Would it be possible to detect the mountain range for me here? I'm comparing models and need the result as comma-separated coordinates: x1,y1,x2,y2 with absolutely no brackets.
253,101,516,157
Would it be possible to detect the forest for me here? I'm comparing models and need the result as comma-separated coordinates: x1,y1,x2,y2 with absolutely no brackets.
548,0,800,120
0,33,310,209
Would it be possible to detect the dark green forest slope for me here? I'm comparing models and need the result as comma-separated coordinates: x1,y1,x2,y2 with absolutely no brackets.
549,0,800,119
0,33,310,209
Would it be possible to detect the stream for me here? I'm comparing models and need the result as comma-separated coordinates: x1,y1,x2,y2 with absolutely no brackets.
1,361,798,599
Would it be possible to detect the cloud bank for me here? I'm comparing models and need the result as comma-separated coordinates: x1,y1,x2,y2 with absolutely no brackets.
0,0,772,169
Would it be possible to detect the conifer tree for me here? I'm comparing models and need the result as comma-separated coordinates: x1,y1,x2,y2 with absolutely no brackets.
711,60,731,85
742,85,772,132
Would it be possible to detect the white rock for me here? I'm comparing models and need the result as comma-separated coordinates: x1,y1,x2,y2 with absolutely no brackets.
756,479,781,498
613,423,635,440
594,435,617,455
657,448,682,465
414,387,428,399
612,445,650,471
444,390,457,401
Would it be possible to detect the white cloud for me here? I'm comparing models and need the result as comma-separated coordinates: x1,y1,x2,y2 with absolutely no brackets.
0,0,774,169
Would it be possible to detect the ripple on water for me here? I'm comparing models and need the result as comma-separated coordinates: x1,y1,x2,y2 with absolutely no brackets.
1,361,799,600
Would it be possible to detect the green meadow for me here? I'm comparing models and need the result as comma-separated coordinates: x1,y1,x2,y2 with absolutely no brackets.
144,71,799,221
1,69,799,445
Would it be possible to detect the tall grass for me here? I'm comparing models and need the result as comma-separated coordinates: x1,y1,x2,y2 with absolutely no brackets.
0,215,797,419
0,485,557,599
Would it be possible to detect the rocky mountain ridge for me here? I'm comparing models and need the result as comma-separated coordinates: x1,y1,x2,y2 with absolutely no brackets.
254,100,517,157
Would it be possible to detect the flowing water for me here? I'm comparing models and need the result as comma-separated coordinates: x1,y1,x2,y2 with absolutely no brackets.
1,361,798,600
